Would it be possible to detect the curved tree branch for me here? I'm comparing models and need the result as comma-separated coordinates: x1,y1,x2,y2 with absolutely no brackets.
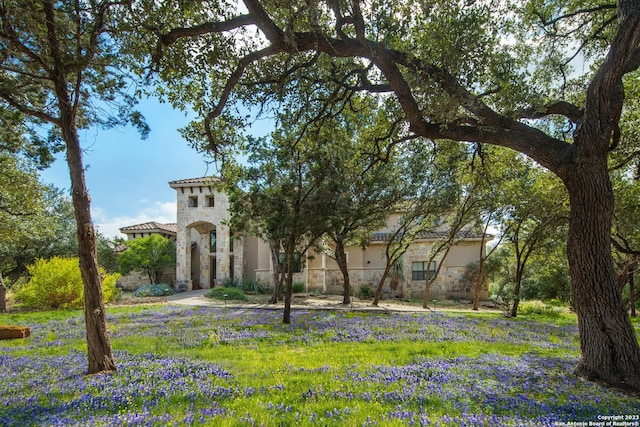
158,0,573,171
537,3,616,27
204,45,282,152
160,14,256,46
513,101,584,123
0,92,60,125
577,1,640,159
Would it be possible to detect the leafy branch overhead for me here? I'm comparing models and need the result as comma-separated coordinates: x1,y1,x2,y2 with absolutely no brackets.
146,1,635,176
138,0,640,392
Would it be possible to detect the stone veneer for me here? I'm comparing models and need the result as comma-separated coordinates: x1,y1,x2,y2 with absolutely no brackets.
166,176,490,299
171,178,244,292
264,257,485,301
116,267,176,291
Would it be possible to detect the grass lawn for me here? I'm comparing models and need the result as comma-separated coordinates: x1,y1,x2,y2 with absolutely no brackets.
1,304,638,426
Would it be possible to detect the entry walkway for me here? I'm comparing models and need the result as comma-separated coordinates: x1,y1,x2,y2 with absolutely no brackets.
166,289,436,313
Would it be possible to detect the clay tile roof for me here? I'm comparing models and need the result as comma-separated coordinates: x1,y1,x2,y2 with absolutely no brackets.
119,221,177,235
168,176,220,187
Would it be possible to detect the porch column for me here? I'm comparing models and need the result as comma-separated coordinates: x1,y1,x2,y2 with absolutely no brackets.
200,229,211,288
175,225,192,291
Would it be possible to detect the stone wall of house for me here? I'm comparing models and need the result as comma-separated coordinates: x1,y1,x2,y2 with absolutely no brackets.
306,268,326,293
173,181,243,291
254,270,306,290
116,267,176,291
213,259,486,301
401,266,461,299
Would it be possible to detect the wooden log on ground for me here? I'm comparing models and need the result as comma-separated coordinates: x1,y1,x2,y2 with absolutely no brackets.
0,325,31,340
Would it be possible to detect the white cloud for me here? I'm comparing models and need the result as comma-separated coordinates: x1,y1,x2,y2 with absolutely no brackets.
93,201,177,239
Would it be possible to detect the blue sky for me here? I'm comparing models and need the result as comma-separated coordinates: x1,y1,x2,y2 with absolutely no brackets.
39,98,269,239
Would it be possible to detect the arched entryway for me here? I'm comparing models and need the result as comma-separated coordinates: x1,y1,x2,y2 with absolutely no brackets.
176,221,218,290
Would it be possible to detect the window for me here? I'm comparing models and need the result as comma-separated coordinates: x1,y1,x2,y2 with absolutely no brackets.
229,231,234,253
206,195,215,207
279,252,303,273
188,196,198,207
209,230,217,252
229,257,234,281
412,261,436,281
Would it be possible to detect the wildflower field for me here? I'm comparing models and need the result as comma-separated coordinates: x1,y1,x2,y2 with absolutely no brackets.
1,304,638,426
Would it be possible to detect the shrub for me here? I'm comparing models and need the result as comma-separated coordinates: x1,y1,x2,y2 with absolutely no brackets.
240,279,265,294
102,272,121,302
358,284,373,299
15,257,120,310
117,234,176,284
133,283,175,297
292,282,305,293
280,282,306,294
206,286,248,301
218,277,241,288
518,300,567,317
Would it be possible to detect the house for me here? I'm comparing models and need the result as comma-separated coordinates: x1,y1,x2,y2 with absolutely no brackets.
119,176,491,300
115,221,178,290
120,222,177,241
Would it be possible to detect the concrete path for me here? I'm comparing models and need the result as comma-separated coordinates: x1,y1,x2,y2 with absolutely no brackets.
166,289,438,314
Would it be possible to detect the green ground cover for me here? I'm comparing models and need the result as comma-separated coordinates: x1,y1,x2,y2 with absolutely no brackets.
1,304,638,426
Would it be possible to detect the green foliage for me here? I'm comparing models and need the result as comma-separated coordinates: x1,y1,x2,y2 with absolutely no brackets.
14,257,119,310
0,155,58,287
117,235,176,284
0,154,47,240
133,284,175,297
0,185,82,286
205,286,248,301
358,284,373,300
518,300,569,317
96,234,125,273
218,277,241,289
280,281,306,294
240,279,266,294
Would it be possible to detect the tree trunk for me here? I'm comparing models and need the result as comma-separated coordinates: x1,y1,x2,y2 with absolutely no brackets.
564,163,640,392
282,240,295,324
472,225,492,311
422,280,431,309
630,273,636,318
372,264,392,306
472,257,485,311
0,273,7,313
283,271,292,324
510,265,524,318
64,123,116,375
44,0,115,375
335,239,350,305
269,245,283,304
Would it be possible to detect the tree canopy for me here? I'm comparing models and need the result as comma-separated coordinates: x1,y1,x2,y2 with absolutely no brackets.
0,0,150,374
133,0,640,391
117,234,176,285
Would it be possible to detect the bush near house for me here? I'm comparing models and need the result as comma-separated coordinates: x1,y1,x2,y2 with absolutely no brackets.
14,257,119,310
117,234,176,285
280,282,306,294
358,283,373,299
240,279,265,294
206,286,248,301
133,283,175,298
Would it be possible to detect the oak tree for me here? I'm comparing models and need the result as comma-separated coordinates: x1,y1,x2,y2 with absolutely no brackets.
117,234,176,285
143,0,640,391
1,1,147,374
